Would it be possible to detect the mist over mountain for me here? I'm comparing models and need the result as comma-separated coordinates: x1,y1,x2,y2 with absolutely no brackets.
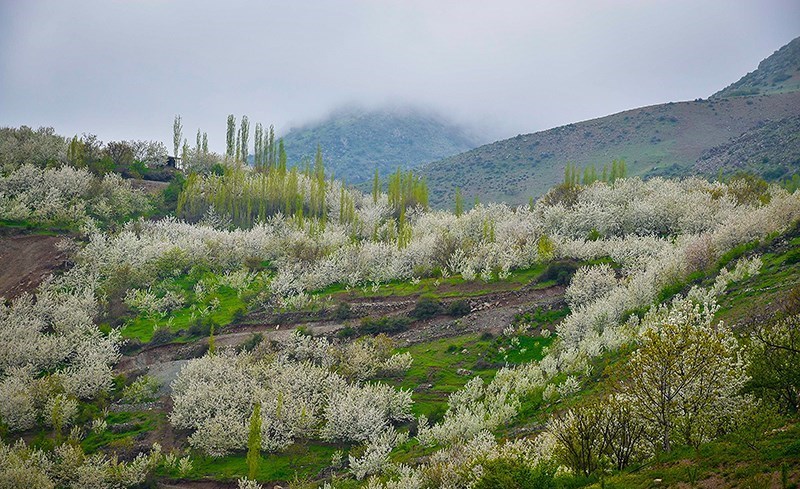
280,106,483,183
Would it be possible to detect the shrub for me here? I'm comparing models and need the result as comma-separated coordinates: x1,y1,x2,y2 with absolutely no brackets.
120,338,143,355
337,326,358,339
188,317,215,337
446,300,471,317
232,307,247,323
121,375,160,404
150,326,176,345
359,316,411,335
334,302,353,321
239,333,263,353
411,296,443,320
539,260,579,285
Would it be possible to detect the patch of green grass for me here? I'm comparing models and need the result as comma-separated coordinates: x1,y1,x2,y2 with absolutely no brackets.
590,420,800,489
0,218,73,235
81,410,163,453
513,306,570,330
491,335,554,365
314,263,554,301
388,333,553,419
182,443,343,482
121,272,253,342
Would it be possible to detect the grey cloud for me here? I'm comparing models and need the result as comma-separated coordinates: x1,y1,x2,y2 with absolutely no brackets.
1,0,798,152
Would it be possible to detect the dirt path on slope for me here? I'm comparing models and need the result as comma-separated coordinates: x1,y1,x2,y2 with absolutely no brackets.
0,232,69,299
396,285,566,344
116,284,566,393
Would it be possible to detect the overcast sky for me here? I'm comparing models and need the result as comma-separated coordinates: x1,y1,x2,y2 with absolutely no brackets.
1,0,798,151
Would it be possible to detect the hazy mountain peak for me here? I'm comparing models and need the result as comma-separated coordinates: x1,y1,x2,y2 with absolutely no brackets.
281,106,482,183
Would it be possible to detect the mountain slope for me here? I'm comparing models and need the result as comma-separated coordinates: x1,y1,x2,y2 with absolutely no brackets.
713,36,800,98
422,91,800,207
694,115,800,179
422,36,800,208
281,107,481,183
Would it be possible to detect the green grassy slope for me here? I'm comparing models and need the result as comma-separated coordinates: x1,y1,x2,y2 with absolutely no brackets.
422,91,800,208
281,107,482,183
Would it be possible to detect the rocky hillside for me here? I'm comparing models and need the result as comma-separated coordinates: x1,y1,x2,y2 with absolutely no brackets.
281,107,481,183
694,115,800,179
713,36,800,98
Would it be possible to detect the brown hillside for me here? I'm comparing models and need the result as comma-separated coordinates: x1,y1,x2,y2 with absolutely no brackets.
422,91,800,208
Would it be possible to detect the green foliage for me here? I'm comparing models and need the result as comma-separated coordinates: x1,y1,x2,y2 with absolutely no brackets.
333,302,353,321
358,316,411,335
454,186,464,216
538,260,579,285
513,306,570,329
336,325,357,339
239,333,264,353
387,168,429,215
207,325,216,354
411,296,443,320
747,311,800,413
473,458,555,489
537,234,555,260
177,165,332,228
150,326,176,345
88,154,115,175
446,299,471,317
372,168,381,204
158,173,185,214
247,403,262,479
188,316,216,337
725,172,771,205
121,376,160,404
226,115,236,159
565,160,626,188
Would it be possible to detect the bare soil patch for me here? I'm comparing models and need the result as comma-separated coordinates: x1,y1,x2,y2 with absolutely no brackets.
0,232,68,299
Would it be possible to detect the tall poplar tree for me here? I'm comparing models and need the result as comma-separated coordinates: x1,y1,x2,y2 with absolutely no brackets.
240,115,250,164
268,125,276,167
235,132,241,164
173,115,182,158
278,139,287,173
226,115,236,159
254,123,264,169
455,187,464,216
247,403,262,479
314,144,324,180
181,139,189,167
372,168,380,204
